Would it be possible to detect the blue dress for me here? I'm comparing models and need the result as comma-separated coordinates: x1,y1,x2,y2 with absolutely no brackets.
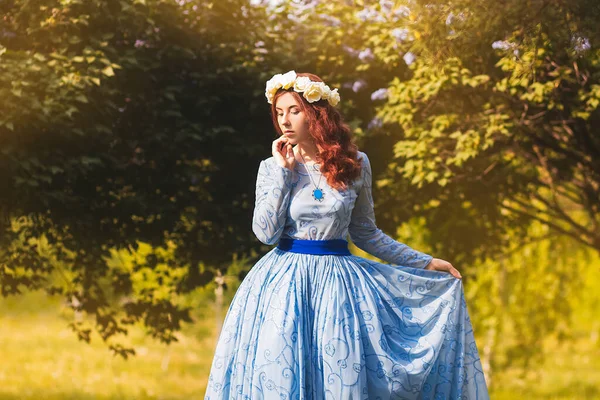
205,151,489,399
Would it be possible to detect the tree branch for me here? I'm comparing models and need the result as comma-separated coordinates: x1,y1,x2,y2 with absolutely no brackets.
501,202,596,250
530,191,594,243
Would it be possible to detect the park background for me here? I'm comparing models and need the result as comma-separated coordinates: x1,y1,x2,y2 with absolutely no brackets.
1,0,599,398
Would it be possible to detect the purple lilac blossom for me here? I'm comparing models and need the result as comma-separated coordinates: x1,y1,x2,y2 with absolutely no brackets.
1,30,16,38
371,88,388,101
403,52,415,65
395,6,410,18
572,35,591,53
391,27,409,42
343,45,360,57
321,14,341,27
492,40,513,50
379,0,393,13
368,118,383,129
358,48,374,62
357,7,379,22
352,79,367,92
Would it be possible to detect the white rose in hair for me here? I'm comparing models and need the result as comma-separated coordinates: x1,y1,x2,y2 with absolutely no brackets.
293,76,312,92
321,84,332,100
269,73,284,90
328,88,340,106
265,89,275,104
268,84,280,98
280,70,297,89
265,71,341,106
303,82,325,103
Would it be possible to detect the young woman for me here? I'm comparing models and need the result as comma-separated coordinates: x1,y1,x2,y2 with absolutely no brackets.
205,71,489,399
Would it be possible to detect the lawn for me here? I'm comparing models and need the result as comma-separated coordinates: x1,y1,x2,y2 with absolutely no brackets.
0,289,598,399
0,290,216,400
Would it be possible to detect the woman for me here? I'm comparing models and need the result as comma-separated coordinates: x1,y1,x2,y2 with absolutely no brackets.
205,71,489,399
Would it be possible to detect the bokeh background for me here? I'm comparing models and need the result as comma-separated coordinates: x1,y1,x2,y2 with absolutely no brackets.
1,0,599,398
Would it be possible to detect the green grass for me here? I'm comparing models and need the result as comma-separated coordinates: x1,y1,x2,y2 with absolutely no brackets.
490,336,600,399
0,290,217,400
0,289,599,399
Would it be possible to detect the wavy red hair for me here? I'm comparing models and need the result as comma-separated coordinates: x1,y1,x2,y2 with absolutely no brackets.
270,72,362,191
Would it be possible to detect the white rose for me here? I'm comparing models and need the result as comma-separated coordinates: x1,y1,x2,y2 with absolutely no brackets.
267,73,284,91
302,82,324,103
280,70,297,89
265,79,275,92
265,89,275,104
293,76,312,92
265,72,290,103
273,75,287,89
268,84,280,100
321,84,332,100
328,88,340,106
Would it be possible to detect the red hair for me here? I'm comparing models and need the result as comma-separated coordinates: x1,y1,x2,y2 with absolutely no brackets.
269,72,362,191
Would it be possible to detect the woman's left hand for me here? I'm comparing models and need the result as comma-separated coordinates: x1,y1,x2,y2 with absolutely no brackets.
425,258,462,279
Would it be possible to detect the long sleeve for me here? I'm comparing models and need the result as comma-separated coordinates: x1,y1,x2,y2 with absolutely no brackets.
348,152,433,269
252,157,293,245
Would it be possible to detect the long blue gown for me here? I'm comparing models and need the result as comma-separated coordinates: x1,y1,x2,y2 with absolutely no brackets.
205,151,490,399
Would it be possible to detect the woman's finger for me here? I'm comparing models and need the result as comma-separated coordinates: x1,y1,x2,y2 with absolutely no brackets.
449,266,462,279
272,137,288,155
440,261,461,279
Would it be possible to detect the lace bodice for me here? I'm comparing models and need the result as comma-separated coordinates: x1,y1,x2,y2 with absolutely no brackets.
251,151,433,269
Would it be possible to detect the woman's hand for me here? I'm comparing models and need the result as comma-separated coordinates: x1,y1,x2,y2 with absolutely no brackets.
425,258,462,279
272,136,296,170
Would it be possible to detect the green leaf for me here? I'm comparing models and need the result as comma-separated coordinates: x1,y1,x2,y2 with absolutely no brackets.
102,66,115,77
65,107,78,118
49,52,68,60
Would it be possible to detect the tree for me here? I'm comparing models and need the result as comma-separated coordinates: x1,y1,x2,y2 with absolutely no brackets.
374,0,600,252
0,0,277,357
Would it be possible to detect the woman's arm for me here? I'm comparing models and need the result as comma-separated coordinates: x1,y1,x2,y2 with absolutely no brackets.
348,152,433,269
251,157,293,245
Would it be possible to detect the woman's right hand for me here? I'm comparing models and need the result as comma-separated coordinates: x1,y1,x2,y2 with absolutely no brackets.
272,136,296,170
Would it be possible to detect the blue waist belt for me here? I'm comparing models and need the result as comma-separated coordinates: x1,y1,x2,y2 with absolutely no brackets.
277,238,351,256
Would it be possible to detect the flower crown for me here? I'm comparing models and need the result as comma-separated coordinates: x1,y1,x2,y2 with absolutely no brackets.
265,70,340,106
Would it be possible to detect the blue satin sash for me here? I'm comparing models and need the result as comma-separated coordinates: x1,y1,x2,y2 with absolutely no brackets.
277,238,351,256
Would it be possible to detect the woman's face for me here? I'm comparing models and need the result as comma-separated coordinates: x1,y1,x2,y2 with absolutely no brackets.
275,92,311,146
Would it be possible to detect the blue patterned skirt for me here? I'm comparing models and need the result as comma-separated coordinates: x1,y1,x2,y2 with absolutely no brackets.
205,239,489,399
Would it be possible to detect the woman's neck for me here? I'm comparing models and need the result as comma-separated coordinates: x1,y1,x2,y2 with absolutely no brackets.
295,143,320,164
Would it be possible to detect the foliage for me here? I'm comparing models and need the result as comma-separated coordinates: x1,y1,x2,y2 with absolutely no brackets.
0,0,278,357
465,222,593,385
373,0,600,251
